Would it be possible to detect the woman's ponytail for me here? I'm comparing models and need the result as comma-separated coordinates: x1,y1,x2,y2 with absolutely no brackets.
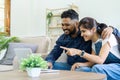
97,23,107,35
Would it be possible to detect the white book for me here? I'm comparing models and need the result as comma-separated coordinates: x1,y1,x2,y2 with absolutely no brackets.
41,69,59,73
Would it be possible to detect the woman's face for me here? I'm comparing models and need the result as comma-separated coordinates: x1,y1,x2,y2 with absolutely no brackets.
80,26,95,41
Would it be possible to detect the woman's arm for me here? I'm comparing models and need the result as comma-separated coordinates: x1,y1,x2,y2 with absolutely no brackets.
61,42,111,64
71,50,95,71
83,43,110,64
71,61,94,71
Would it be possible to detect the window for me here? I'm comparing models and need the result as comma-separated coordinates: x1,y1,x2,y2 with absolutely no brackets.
0,0,10,35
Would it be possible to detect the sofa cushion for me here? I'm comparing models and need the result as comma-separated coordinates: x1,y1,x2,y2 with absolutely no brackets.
0,43,38,65
19,36,50,53
0,49,7,60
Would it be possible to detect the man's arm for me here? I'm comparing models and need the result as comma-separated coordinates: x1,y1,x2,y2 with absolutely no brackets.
45,35,65,64
45,44,63,64
112,26,120,37
102,26,120,39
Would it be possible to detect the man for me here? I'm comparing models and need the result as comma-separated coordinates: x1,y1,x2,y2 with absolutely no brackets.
45,9,120,70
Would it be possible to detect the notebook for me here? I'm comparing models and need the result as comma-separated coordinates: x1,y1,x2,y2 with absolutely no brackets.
14,48,32,63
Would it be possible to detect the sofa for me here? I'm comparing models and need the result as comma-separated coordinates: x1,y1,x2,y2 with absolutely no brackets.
0,36,51,70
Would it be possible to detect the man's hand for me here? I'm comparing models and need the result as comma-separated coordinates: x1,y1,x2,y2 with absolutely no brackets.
47,62,53,69
101,27,113,39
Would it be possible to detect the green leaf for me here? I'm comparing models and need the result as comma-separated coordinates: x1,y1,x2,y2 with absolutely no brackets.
0,35,20,51
20,55,48,70
46,12,53,26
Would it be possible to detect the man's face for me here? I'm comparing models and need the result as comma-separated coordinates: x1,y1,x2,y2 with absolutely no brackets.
61,18,77,35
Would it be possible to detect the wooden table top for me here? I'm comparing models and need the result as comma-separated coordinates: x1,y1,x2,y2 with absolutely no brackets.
0,70,106,80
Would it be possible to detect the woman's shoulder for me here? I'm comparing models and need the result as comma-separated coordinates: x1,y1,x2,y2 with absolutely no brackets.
102,34,118,47
107,34,117,43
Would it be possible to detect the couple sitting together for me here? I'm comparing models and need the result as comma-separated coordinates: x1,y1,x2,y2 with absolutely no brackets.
45,9,120,80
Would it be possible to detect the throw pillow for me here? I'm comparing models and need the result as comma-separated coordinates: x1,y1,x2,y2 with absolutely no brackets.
0,43,38,65
0,49,7,60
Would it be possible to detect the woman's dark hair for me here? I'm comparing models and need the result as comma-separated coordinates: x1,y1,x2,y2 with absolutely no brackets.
61,9,79,20
79,17,120,52
79,17,107,35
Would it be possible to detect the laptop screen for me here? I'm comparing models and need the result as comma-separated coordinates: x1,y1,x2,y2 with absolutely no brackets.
14,48,32,63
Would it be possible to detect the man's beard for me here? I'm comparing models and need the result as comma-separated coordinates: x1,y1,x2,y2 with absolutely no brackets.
64,27,76,35
69,27,76,35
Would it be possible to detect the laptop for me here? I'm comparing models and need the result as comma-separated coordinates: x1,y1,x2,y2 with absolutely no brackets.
14,48,32,63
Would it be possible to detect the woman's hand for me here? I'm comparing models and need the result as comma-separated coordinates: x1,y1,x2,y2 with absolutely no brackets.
60,46,82,56
71,63,81,71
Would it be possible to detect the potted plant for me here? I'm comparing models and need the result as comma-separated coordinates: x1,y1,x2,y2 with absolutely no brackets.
0,34,19,56
0,35,19,51
46,12,53,26
20,55,48,77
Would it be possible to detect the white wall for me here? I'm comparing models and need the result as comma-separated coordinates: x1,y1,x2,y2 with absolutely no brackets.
11,0,120,36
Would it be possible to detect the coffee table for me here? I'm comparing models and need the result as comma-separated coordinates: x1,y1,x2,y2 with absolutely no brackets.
0,70,106,80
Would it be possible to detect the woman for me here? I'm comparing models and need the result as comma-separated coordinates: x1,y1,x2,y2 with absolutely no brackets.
61,17,120,80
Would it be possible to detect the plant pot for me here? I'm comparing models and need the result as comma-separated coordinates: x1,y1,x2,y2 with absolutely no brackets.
26,68,41,77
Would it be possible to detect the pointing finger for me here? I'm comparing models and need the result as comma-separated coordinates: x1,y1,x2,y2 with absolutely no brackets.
60,46,69,50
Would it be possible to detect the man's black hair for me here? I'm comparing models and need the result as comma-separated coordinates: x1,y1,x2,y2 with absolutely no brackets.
61,9,79,20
